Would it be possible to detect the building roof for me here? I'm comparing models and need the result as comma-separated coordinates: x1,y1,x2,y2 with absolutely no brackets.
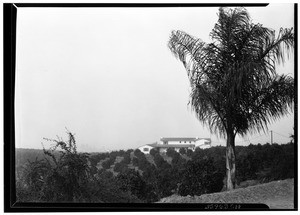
137,143,157,148
160,137,199,142
147,143,195,148
138,138,212,151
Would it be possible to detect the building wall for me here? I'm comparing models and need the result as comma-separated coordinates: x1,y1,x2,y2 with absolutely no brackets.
138,145,154,154
200,144,211,149
139,139,211,154
194,139,211,147
160,140,196,145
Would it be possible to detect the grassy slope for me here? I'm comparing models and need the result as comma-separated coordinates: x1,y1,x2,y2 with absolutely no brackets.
158,178,294,209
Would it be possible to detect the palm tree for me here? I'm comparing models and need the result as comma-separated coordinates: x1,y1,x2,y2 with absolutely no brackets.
168,7,294,190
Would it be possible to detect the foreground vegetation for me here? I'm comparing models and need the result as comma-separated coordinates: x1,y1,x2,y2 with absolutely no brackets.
16,132,294,203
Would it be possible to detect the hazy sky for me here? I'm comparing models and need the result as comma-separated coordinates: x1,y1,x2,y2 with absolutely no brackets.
15,4,295,152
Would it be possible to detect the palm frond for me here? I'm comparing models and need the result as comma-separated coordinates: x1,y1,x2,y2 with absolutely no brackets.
234,74,294,135
260,27,294,65
190,83,227,137
211,7,251,47
168,30,207,80
168,7,294,139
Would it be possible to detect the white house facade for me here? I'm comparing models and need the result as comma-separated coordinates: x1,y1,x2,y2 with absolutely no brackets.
138,137,211,154
138,144,155,154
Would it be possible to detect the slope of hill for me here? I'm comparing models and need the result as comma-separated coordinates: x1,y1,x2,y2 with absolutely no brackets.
158,178,294,209
16,143,295,204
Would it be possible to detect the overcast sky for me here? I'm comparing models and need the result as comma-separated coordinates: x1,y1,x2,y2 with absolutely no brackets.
15,4,295,152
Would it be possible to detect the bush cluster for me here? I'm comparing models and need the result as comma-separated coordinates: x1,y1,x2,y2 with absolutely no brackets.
16,132,140,203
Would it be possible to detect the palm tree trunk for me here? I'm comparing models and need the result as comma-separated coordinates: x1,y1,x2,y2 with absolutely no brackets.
226,129,236,190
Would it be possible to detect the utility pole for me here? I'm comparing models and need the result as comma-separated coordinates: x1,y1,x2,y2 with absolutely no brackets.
270,130,273,144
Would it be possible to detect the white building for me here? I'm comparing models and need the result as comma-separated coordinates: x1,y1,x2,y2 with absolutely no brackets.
138,137,211,154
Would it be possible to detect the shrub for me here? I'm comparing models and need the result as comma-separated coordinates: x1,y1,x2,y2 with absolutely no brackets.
134,149,143,157
186,149,193,157
171,152,185,167
116,170,149,202
179,148,187,155
132,157,139,166
16,131,140,203
122,153,131,164
153,153,168,169
101,159,112,169
178,157,224,196
150,148,159,156
166,148,176,158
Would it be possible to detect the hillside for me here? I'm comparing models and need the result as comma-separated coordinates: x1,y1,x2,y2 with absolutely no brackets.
16,142,295,203
158,178,294,209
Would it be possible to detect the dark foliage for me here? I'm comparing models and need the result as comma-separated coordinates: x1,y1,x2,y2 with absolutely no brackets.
101,159,113,169
166,148,177,157
122,153,131,164
116,169,158,202
16,138,294,202
16,132,139,203
178,157,224,196
150,148,159,156
187,149,193,157
89,153,109,174
179,148,187,155
134,149,144,158
153,153,171,169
